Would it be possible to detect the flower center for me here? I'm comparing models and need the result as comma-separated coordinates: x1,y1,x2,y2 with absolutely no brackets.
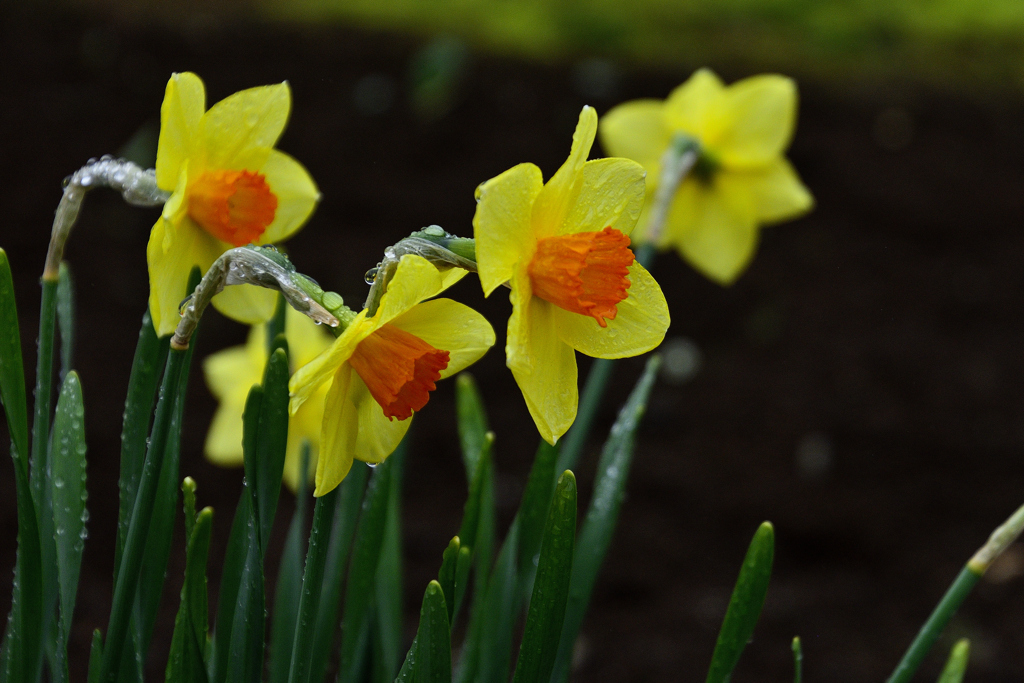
349,324,450,421
527,227,634,327
187,169,278,246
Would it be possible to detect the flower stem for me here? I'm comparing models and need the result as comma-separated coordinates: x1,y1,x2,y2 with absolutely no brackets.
886,501,1024,683
642,134,700,246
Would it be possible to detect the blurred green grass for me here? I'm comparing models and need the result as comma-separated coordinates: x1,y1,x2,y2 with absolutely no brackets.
266,0,1024,94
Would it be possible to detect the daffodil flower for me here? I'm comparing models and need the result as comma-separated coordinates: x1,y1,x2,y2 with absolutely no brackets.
204,305,333,491
148,72,320,337
473,106,670,445
600,68,814,284
289,254,495,496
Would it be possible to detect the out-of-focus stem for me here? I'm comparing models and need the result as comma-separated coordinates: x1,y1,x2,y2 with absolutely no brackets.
642,135,700,246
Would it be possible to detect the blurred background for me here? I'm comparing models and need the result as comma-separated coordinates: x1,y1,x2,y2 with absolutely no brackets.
3,0,1024,680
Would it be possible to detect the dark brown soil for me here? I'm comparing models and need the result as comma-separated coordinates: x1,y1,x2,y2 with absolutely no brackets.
2,8,1024,682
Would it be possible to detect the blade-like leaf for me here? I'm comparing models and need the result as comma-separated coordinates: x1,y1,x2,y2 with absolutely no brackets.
286,488,339,683
517,441,558,587
792,636,802,683
455,373,489,480
552,355,660,682
410,581,452,683
512,471,577,683
268,445,311,683
456,438,494,619
165,500,213,683
705,522,775,683
210,491,252,683
88,630,103,683
225,504,266,683
936,639,970,683
467,521,521,683
438,538,461,627
375,455,405,682
50,371,88,681
255,347,290,553
3,445,43,683
308,463,370,683
0,248,29,464
56,262,75,382
339,460,394,681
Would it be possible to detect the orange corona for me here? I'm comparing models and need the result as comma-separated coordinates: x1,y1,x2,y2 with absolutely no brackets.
527,227,634,327
188,169,278,246
349,324,451,421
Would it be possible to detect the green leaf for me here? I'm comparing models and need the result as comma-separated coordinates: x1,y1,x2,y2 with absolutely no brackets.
339,459,395,681
225,502,266,683
455,373,489,480
0,248,29,466
512,471,577,683
268,446,311,683
50,371,88,681
517,441,558,588
394,635,417,683
375,456,405,683
466,521,521,683
551,355,660,682
286,488,339,683
88,630,103,683
410,581,452,683
936,639,970,683
556,357,615,476
255,348,290,553
705,522,775,683
115,309,169,580
165,502,213,683
266,294,287,357
456,438,495,618
438,538,461,627
308,463,370,683
56,262,75,383
791,636,802,683
209,491,252,683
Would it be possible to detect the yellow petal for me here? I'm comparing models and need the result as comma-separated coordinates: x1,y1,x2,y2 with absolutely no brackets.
741,158,814,223
211,282,279,326
554,261,669,358
560,157,646,239
316,365,357,496
203,342,262,400
283,389,325,491
156,73,205,191
289,311,371,413
531,106,597,240
599,99,670,174
204,398,247,466
664,69,726,142
473,163,544,296
350,374,413,464
389,298,495,378
506,268,577,444
201,82,291,171
667,179,759,285
375,255,445,327
716,75,797,168
147,215,223,337
439,266,469,292
258,150,320,244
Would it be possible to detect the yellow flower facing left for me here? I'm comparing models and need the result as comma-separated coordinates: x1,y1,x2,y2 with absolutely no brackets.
600,68,813,285
290,254,496,496
204,306,334,492
148,72,320,337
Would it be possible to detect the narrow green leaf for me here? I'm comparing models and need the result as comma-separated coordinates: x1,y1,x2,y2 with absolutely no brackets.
411,581,452,683
268,445,311,683
165,505,213,683
512,471,577,683
339,459,395,681
456,373,489,480
286,488,339,683
115,309,169,580
50,371,88,680
438,538,460,627
375,455,405,682
394,635,417,683
56,262,75,382
308,463,370,683
473,521,521,683
266,294,287,356
792,636,802,683
209,491,252,683
551,355,660,682
705,522,776,683
556,357,615,476
456,438,495,619
88,630,103,683
255,348,290,553
0,248,29,465
517,441,558,586
936,639,970,683
241,384,264,538
99,347,187,682
3,444,43,683
183,478,198,546
225,504,266,683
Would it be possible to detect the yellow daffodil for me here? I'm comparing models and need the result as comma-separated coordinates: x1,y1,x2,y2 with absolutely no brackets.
204,305,333,491
473,106,670,445
600,68,814,284
148,72,320,337
289,254,495,496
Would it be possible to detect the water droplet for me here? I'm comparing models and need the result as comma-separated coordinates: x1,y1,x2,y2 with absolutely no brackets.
54,477,65,489
364,267,378,284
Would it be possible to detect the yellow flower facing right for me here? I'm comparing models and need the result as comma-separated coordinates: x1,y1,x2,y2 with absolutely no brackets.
600,68,814,285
